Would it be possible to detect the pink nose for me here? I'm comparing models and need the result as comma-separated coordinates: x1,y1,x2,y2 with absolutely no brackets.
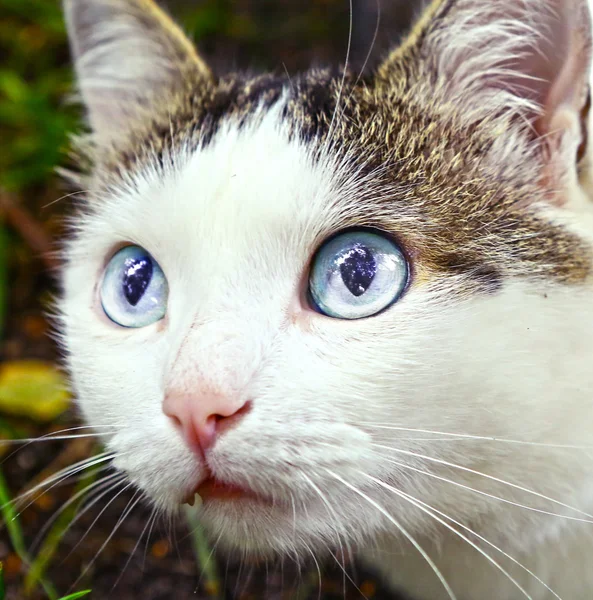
163,392,250,457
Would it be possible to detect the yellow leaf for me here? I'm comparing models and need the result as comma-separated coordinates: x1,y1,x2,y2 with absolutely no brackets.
0,361,70,421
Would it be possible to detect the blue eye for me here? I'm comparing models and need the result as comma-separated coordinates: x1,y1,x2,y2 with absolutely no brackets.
101,246,168,328
309,230,408,319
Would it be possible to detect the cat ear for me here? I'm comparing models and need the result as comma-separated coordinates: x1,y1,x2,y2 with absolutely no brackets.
378,0,592,186
63,0,212,145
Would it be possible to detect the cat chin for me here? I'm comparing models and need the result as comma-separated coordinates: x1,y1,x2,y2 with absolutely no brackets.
196,499,356,558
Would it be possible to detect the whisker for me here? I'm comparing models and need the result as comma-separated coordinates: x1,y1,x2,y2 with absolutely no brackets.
53,475,127,570
325,468,457,600
42,189,90,209
376,453,593,525
112,501,155,590
62,479,132,565
1,425,114,465
361,472,535,600
282,62,295,93
362,424,593,449
344,0,381,100
30,470,121,552
141,508,159,572
302,472,355,591
8,452,116,515
233,547,246,599
373,444,593,521
387,480,562,599
303,541,323,600
324,544,370,600
72,487,142,590
290,491,297,539
237,557,256,599
1,433,113,446
223,553,231,599
323,0,354,151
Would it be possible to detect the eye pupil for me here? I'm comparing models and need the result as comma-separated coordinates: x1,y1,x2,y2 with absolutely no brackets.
339,244,377,297
122,256,153,306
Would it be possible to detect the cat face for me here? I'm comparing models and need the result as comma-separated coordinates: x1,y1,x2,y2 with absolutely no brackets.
61,0,593,563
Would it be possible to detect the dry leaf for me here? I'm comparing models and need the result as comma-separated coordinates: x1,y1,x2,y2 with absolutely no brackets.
0,361,70,421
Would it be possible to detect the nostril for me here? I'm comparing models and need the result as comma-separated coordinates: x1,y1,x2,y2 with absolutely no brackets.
237,399,253,417
215,399,252,436
169,414,183,430
163,394,252,456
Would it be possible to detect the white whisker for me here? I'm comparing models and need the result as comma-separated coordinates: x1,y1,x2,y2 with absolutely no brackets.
52,475,127,571
325,468,457,600
303,541,323,600
1,425,114,466
362,424,593,449
112,501,155,590
324,544,370,600
31,470,121,552
302,472,355,589
361,472,535,600
0,433,112,446
62,480,132,564
72,488,142,589
345,0,381,99
373,444,593,521
377,453,593,524
141,508,160,573
381,476,562,599
323,0,353,151
9,452,116,516
42,189,91,209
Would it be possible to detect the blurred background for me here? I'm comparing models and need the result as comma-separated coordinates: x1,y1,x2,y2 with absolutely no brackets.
0,1,419,598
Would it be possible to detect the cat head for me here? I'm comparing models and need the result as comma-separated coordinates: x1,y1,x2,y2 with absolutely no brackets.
61,0,593,558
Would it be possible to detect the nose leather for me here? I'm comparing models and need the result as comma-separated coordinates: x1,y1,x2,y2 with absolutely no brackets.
163,322,258,457
163,391,248,456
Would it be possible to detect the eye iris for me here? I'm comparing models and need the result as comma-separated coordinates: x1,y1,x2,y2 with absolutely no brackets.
338,244,377,297
122,256,153,306
309,230,408,320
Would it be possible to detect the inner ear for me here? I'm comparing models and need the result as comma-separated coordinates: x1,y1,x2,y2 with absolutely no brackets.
533,2,591,135
64,0,212,146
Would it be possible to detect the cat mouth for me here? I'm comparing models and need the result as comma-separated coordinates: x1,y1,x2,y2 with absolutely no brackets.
184,476,271,505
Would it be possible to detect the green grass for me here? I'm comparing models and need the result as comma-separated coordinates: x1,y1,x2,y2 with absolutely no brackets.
0,222,6,339
24,462,100,595
184,505,221,599
0,463,99,599
0,466,58,599
0,0,79,194
57,592,91,600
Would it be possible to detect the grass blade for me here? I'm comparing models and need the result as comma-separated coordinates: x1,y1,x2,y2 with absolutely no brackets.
57,590,91,600
183,505,221,598
0,466,58,599
0,220,7,338
57,591,91,600
24,459,100,594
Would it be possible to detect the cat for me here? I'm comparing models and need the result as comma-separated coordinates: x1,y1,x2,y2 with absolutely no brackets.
59,0,593,598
